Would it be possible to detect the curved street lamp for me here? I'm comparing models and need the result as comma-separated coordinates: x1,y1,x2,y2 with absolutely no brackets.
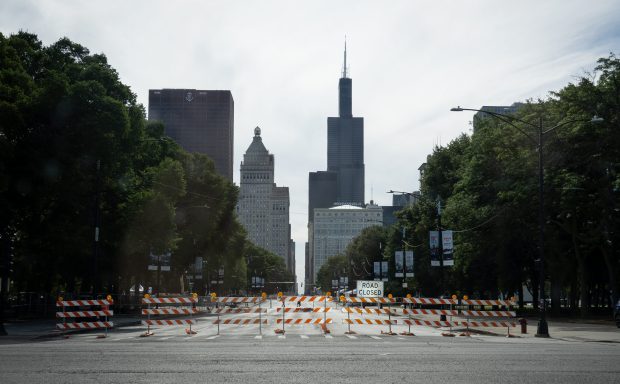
451,106,603,337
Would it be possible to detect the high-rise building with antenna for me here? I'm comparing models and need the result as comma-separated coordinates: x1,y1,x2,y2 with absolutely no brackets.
306,40,366,290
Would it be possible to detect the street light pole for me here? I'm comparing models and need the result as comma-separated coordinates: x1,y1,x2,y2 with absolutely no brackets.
536,117,549,337
451,106,602,338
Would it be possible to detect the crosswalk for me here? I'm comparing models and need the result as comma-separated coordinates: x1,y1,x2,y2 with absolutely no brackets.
53,330,467,343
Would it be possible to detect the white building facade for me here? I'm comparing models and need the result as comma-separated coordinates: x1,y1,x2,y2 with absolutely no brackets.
238,127,293,272
312,204,383,284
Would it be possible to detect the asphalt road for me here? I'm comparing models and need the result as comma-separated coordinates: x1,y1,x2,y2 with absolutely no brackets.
1,331,619,384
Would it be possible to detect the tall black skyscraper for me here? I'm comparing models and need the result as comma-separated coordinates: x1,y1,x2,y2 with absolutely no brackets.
327,43,365,205
148,89,234,180
306,42,365,290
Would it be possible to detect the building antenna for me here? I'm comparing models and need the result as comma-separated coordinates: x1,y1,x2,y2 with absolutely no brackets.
342,35,348,78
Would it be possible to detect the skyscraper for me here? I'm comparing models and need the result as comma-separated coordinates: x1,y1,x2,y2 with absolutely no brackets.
327,43,365,205
238,127,293,272
306,42,366,287
148,89,234,180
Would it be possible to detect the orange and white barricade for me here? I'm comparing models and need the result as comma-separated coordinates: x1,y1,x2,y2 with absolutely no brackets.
342,297,398,335
401,297,458,336
56,297,114,338
141,296,198,336
457,298,517,336
214,297,268,335
272,294,334,334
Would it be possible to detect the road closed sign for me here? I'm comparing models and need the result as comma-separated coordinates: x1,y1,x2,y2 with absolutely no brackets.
357,280,384,298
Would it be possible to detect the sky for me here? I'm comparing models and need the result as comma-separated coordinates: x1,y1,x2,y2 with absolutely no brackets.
2,0,619,292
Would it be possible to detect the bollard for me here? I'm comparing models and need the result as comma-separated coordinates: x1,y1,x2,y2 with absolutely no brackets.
519,318,527,334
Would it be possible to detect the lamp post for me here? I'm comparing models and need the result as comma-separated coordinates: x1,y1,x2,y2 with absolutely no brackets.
451,106,602,337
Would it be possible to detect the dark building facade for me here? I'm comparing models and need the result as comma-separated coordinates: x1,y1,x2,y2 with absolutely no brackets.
148,89,234,180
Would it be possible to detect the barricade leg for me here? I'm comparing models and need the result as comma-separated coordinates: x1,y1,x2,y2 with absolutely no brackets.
401,314,414,336
345,310,355,335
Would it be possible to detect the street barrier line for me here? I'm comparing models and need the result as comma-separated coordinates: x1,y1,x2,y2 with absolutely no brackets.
218,297,262,303
56,310,113,318
142,308,198,315
143,297,197,304
461,299,516,307
57,321,113,329
343,319,397,325
276,318,332,324
459,310,516,317
396,309,458,316
56,300,113,307
344,297,396,304
142,319,197,326
214,319,268,325
402,297,457,305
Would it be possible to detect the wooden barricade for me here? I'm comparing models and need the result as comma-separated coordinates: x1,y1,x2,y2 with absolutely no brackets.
56,298,114,338
214,297,268,335
457,299,518,336
141,296,198,336
401,297,458,336
341,297,398,335
271,299,332,334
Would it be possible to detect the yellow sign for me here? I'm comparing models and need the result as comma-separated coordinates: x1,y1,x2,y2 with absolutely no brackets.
406,293,412,299
339,295,345,302
106,294,112,302
192,292,198,299
261,292,267,299
451,294,457,300
144,293,151,299
57,296,63,302
277,292,283,298
463,295,469,300
326,291,331,297
388,293,393,299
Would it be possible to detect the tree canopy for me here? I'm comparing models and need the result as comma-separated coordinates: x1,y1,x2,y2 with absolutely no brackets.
0,32,266,298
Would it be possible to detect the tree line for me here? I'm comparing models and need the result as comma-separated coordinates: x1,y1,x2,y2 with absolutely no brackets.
0,32,292,299
317,54,619,315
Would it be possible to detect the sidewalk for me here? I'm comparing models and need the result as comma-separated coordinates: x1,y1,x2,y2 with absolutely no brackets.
2,314,143,339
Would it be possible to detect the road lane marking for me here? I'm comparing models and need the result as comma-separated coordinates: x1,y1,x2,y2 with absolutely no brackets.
324,334,333,339
370,336,382,340
278,335,286,339
300,335,309,339
255,335,262,339
207,335,220,340
346,335,357,339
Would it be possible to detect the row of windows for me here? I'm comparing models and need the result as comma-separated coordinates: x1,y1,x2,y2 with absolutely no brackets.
242,173,272,180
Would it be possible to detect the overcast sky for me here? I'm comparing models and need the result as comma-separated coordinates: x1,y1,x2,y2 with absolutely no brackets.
2,0,619,290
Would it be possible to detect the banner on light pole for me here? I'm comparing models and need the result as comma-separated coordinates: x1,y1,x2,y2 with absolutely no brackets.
394,251,404,277
430,231,440,266
405,250,414,277
381,261,388,282
442,230,454,266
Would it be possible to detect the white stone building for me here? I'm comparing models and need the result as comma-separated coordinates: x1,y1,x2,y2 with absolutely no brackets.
312,203,383,284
